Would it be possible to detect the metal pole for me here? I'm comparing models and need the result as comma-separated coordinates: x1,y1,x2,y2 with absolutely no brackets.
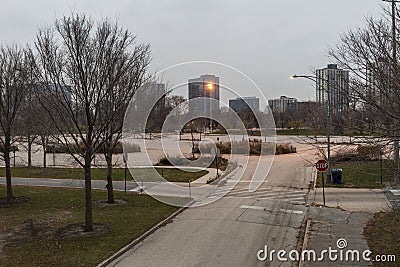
210,87,212,133
216,137,219,177
124,162,127,193
292,74,331,181
381,145,384,184
384,0,399,184
392,0,397,63
123,154,127,193
53,146,55,167
189,181,191,199
393,0,399,185
322,172,326,206
327,81,331,183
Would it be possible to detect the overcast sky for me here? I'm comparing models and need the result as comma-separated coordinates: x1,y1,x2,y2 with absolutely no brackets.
0,0,385,106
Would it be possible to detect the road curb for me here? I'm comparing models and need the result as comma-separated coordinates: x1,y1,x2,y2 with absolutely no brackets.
298,219,312,267
312,168,317,204
97,201,193,267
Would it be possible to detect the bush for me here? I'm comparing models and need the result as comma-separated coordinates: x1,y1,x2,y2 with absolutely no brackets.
332,145,381,162
275,143,297,155
158,156,172,166
197,140,295,155
157,155,228,170
45,141,140,154
356,145,381,161
121,143,141,153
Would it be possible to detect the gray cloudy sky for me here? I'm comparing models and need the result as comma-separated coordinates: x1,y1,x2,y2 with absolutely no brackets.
0,0,384,106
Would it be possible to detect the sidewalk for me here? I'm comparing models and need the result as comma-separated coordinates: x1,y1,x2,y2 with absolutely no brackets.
0,167,217,200
0,177,138,191
304,207,373,266
311,188,391,212
303,187,391,266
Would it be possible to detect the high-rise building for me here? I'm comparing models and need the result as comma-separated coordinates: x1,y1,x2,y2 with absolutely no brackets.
188,74,220,117
316,64,349,115
268,96,298,113
229,96,259,113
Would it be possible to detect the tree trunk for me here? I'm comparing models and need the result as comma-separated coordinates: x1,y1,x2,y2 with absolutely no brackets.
394,140,399,184
4,133,13,200
27,135,32,167
105,150,114,204
41,135,47,168
84,154,93,232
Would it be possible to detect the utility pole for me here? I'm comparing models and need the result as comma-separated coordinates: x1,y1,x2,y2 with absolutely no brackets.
383,0,399,184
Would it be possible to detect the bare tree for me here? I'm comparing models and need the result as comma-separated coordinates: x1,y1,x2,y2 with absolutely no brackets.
328,6,400,182
14,85,39,167
33,13,150,231
0,45,30,200
99,53,150,204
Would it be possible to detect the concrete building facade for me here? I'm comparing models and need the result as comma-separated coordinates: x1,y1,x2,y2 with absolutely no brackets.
268,96,298,113
316,64,349,115
188,74,220,117
229,96,259,113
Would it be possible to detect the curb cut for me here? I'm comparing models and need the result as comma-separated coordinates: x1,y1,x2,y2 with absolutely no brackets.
298,219,312,267
97,200,194,267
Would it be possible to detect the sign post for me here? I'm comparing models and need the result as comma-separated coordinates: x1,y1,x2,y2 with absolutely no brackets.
124,152,128,193
316,159,328,206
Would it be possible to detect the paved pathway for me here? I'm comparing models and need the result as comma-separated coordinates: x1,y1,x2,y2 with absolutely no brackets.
304,187,391,266
305,207,373,266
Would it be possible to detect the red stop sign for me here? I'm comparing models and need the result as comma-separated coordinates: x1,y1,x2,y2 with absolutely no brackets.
316,159,328,172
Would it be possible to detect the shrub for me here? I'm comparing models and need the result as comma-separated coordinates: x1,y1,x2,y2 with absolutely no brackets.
157,155,228,170
45,141,140,154
356,145,381,161
158,156,172,166
332,145,382,162
198,140,295,155
121,143,141,153
275,143,297,155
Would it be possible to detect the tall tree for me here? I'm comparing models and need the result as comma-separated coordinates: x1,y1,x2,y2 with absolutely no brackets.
0,45,30,200
99,54,150,204
328,6,400,182
33,13,151,231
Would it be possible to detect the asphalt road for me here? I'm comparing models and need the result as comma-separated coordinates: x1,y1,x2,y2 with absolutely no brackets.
110,142,316,267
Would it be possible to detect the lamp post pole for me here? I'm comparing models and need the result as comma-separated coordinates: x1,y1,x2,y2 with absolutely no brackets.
383,0,399,184
327,80,331,182
206,82,214,133
291,74,331,180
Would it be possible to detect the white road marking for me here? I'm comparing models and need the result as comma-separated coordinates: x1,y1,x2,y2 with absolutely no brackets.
240,205,304,215
240,205,265,210
390,190,400,196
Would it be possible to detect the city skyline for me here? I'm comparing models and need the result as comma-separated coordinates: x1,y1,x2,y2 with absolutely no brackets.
0,0,383,101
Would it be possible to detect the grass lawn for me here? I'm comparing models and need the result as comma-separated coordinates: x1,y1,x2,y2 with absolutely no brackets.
0,185,183,267
316,160,395,189
364,211,400,266
0,167,208,183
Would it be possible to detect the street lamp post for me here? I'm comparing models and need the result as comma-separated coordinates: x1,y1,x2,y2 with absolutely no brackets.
383,0,399,184
206,82,214,133
290,74,332,181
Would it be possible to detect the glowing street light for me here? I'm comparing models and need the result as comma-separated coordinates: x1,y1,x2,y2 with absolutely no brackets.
206,83,214,90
